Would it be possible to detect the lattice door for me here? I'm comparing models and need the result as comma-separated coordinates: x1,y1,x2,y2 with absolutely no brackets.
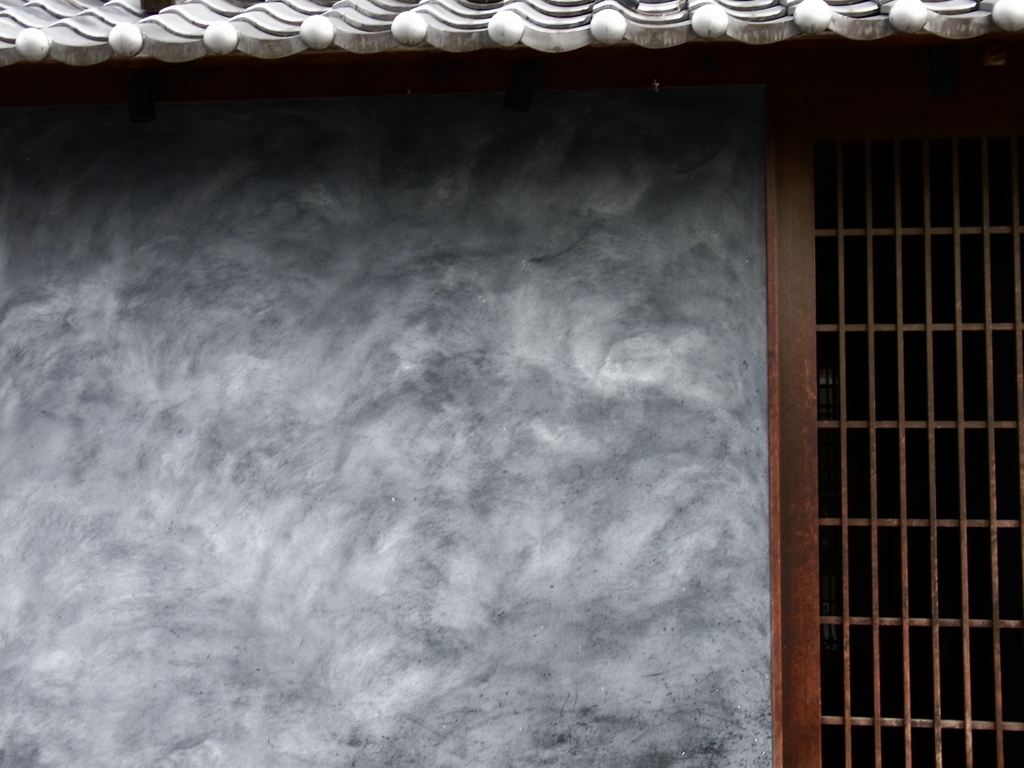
813,138,1024,768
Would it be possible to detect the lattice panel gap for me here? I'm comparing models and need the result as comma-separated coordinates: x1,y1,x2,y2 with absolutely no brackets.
814,138,1024,768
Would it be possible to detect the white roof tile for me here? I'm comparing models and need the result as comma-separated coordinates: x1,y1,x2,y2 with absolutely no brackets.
0,0,1017,65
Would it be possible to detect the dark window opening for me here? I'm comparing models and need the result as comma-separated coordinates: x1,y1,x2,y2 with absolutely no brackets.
814,138,1024,768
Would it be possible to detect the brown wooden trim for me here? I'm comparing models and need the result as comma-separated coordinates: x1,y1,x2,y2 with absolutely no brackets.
5,37,1024,106
766,88,784,768
769,86,823,768
769,88,1024,768
768,89,1024,139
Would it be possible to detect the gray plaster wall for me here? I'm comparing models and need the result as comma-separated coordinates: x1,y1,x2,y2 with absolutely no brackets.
0,89,770,768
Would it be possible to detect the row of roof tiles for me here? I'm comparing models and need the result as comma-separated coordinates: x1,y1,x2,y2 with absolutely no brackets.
0,0,1022,66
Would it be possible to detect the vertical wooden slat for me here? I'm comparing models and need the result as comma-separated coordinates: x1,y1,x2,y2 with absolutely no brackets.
895,140,914,768
865,141,883,768
952,140,976,768
772,102,822,768
837,143,853,768
766,94,784,768
924,139,945,768
981,137,1006,768
1012,136,1024,768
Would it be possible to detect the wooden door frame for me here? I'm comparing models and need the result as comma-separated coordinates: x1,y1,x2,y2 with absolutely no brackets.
767,87,821,768
767,85,1024,768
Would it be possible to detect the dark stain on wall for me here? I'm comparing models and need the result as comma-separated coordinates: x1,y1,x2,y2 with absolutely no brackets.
0,88,769,767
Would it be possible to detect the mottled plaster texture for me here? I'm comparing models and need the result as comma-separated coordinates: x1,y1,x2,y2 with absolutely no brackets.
0,89,769,768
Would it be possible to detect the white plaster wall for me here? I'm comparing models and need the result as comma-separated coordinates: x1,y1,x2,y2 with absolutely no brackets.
0,89,770,768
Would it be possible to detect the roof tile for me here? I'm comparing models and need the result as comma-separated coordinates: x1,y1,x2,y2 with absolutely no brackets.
0,0,1019,66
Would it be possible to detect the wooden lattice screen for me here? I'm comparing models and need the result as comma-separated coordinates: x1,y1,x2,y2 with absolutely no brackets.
812,138,1024,768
